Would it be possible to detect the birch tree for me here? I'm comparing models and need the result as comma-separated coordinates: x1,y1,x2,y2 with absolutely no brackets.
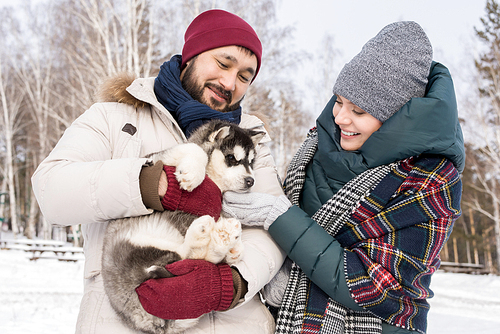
0,58,24,236
460,0,500,271
273,90,311,177
312,33,342,111
50,0,164,119
11,2,59,239
0,5,28,237
463,149,500,271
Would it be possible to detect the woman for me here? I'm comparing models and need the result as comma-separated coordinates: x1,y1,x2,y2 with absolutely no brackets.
222,21,464,334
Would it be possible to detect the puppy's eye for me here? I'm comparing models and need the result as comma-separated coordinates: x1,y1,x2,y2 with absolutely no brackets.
226,154,238,166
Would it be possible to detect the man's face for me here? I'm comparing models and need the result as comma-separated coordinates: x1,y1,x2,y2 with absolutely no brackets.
180,45,258,112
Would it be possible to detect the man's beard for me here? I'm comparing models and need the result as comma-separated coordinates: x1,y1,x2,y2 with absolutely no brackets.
181,59,243,113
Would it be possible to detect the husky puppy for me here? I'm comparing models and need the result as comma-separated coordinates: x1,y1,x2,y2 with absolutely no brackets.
101,120,265,334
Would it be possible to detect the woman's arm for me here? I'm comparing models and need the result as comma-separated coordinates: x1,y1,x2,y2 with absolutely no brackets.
269,205,362,310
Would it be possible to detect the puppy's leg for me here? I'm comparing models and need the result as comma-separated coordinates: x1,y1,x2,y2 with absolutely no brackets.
222,218,244,265
225,238,244,265
176,215,214,260
158,143,208,191
205,217,244,264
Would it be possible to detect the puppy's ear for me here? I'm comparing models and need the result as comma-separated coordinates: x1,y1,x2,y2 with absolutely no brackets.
250,130,266,147
208,126,232,142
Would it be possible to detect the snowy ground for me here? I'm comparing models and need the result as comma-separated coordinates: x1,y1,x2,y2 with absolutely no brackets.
1,248,500,334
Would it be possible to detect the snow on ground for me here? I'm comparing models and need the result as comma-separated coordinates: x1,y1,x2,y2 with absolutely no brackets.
1,248,500,334
428,271,500,333
0,248,84,334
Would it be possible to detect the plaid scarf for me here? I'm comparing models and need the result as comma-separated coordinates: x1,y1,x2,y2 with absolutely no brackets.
275,128,461,334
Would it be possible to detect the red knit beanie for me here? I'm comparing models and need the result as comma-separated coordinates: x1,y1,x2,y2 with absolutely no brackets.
181,9,262,81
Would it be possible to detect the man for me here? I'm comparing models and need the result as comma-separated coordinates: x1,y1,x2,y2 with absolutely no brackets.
32,9,285,333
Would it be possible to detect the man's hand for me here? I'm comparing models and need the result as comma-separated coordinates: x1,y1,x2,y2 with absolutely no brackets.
136,259,234,320
222,192,291,230
158,170,168,198
161,166,222,220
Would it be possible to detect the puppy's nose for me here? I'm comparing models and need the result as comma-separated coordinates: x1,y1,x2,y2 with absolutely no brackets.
244,177,254,188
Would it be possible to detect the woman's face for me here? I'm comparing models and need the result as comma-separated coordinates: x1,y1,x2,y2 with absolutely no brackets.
332,95,383,151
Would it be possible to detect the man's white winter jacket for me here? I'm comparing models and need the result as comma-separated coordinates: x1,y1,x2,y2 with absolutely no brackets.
32,76,285,334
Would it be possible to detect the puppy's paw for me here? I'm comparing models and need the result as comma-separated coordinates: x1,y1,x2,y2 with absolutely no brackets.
222,217,242,242
225,239,244,265
205,217,243,264
175,159,206,191
222,218,243,264
179,215,215,259
158,143,208,191
186,215,214,247
176,144,208,191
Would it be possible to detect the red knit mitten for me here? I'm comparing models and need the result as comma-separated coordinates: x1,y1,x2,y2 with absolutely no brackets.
135,259,234,320
161,165,222,220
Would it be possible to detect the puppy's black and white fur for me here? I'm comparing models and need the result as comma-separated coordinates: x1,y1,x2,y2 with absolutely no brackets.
101,120,265,334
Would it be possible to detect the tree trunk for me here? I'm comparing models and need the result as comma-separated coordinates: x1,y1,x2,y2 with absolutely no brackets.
492,181,500,271
0,60,19,236
25,189,39,239
453,237,459,263
469,208,480,265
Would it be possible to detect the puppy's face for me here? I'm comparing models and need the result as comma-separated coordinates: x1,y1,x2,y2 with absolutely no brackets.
206,144,257,193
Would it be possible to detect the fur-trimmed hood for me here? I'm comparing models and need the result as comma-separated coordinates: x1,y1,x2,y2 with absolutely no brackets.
94,72,272,134
96,72,149,109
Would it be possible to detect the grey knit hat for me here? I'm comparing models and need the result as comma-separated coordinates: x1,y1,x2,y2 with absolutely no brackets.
333,21,433,123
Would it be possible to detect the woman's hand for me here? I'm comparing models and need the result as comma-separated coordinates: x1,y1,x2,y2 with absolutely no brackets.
222,191,291,230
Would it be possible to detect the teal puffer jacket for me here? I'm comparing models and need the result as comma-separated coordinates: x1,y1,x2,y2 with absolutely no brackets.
269,62,464,333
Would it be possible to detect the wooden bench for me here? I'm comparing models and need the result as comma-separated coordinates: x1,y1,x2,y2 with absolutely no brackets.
439,261,486,274
29,253,82,262
1,237,84,262
1,238,66,249
28,246,84,262
1,243,31,251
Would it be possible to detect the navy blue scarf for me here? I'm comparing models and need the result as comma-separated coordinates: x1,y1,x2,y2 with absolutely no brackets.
154,55,241,137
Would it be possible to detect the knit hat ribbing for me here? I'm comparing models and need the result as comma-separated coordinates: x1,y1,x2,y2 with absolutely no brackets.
333,21,433,123
181,9,262,81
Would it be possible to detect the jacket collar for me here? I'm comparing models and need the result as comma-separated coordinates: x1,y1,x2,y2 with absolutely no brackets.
315,61,465,184
359,62,465,173
126,77,187,141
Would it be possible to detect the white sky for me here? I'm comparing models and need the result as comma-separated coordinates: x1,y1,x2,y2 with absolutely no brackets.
276,0,487,116
277,0,485,65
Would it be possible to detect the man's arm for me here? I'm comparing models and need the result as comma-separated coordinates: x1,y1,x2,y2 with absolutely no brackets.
32,103,151,226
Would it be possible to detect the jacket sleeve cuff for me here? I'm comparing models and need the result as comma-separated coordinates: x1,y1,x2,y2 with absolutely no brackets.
268,205,310,254
227,267,248,309
139,161,164,211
